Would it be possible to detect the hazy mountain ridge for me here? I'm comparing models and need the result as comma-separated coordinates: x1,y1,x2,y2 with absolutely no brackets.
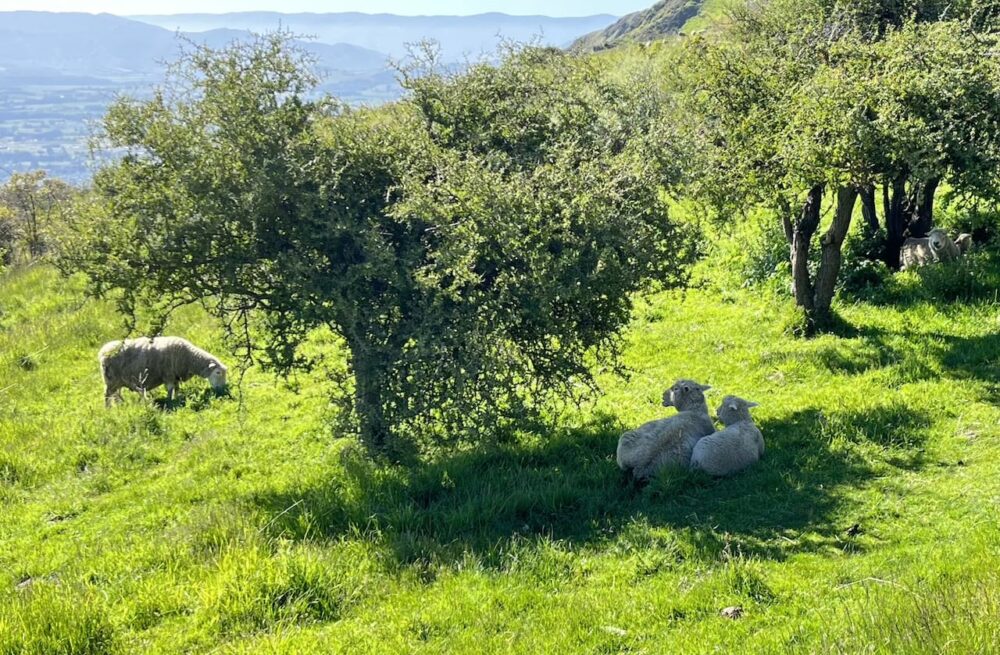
0,11,391,77
130,12,620,59
1,9,618,182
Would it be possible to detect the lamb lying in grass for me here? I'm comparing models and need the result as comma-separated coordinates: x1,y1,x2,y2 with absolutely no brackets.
901,228,962,269
617,380,715,481
98,336,228,406
690,396,764,477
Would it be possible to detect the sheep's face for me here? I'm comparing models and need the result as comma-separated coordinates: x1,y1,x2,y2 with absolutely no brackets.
956,233,973,253
663,379,711,412
928,229,948,252
716,396,759,426
204,362,229,391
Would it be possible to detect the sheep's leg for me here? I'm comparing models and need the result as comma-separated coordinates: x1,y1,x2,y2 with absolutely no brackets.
104,386,120,408
166,383,176,402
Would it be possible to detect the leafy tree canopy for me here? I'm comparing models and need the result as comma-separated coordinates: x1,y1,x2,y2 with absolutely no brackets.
60,35,689,458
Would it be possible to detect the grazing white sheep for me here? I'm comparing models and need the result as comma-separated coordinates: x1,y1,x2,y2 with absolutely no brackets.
956,233,974,255
617,379,715,481
690,396,764,477
98,336,228,406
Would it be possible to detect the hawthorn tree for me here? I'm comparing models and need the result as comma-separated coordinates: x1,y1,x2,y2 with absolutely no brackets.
61,35,690,458
0,171,75,261
673,1,873,329
674,0,1000,329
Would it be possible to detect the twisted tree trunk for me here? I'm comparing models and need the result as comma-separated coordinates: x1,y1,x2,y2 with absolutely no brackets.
860,184,879,235
813,187,859,322
347,339,393,457
784,185,824,318
882,172,941,269
883,171,910,270
908,176,940,238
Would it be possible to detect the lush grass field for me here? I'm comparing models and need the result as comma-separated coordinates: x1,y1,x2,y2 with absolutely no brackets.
1,263,998,654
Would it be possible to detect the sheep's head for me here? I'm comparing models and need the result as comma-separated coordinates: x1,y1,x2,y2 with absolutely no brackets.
663,379,711,412
716,396,759,426
956,233,973,254
928,228,949,253
203,361,229,392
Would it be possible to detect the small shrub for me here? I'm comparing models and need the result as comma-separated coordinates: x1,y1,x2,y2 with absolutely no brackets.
0,215,13,267
936,191,1000,245
912,252,1000,302
723,557,776,604
16,353,37,372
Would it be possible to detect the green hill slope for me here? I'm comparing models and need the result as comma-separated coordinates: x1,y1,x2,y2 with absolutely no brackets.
571,0,715,52
1,264,999,653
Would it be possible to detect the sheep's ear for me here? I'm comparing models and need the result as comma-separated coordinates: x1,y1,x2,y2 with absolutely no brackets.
699,384,712,391
207,362,217,371
728,403,738,411
747,401,760,409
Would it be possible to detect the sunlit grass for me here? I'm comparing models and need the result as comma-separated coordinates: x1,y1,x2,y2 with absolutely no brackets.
1,264,997,653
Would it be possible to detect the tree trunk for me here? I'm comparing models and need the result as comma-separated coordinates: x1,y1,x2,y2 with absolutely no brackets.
787,185,824,315
908,176,940,238
883,173,940,269
348,340,392,457
813,187,858,324
860,184,879,234
883,171,909,270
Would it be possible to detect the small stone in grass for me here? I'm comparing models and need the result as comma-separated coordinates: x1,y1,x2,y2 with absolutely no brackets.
721,606,744,620
601,626,628,636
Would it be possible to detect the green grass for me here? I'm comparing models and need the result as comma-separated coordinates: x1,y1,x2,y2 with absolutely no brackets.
1,264,998,653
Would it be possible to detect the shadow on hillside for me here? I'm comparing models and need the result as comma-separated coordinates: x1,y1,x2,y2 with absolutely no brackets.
251,405,933,568
815,318,1000,387
939,333,1000,382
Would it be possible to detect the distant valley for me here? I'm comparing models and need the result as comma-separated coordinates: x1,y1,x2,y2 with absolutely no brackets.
0,10,618,183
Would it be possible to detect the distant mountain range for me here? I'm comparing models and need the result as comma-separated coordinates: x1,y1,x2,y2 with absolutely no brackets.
130,12,619,60
0,9,620,183
0,12,394,81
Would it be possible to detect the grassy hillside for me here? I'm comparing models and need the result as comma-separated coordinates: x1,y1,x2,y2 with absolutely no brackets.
570,0,730,52
1,263,999,653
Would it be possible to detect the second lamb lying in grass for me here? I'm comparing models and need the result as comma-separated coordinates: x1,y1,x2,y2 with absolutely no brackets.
690,396,764,477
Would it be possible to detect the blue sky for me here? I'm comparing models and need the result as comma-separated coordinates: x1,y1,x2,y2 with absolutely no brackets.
0,1,650,16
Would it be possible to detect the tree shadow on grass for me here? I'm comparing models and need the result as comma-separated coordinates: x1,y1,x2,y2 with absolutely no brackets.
817,320,994,388
152,388,231,412
938,333,1000,383
250,404,933,568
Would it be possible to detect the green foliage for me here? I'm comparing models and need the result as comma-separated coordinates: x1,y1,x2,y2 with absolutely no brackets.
671,0,1000,324
688,203,791,293
0,171,76,264
0,207,13,268
59,35,688,457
